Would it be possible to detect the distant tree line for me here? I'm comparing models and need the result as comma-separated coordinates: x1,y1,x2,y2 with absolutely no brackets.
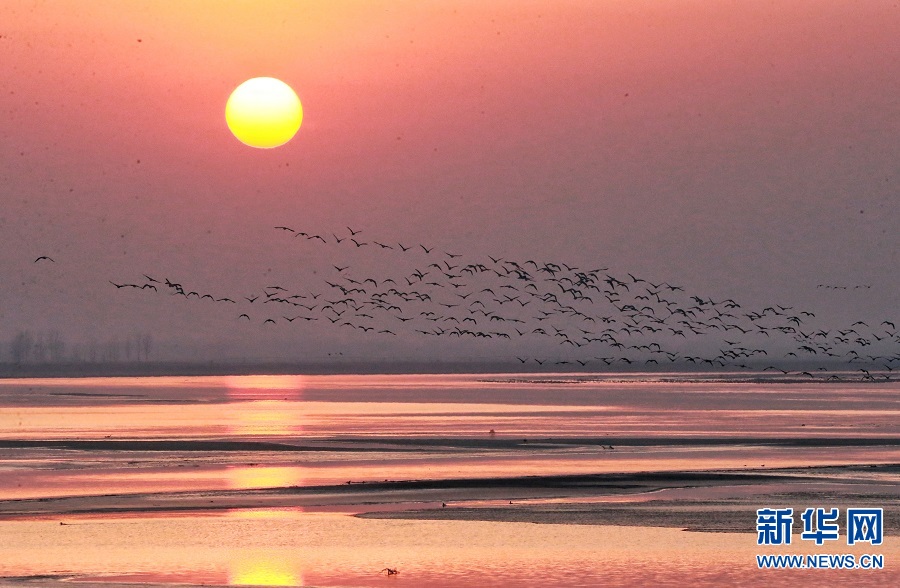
6,330,153,364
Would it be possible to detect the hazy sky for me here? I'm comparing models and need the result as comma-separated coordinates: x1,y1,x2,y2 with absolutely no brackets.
1,1,897,363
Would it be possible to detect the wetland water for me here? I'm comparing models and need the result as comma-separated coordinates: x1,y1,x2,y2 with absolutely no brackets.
0,373,897,586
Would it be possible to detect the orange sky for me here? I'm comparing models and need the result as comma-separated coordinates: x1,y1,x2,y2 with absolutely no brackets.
1,1,897,361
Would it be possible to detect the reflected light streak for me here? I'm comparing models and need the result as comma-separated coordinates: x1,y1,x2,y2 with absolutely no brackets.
228,466,305,490
226,375,307,399
226,376,307,438
225,508,304,520
229,552,302,587
226,400,303,436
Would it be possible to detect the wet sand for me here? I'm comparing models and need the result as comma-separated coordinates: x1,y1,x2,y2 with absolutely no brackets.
1,466,897,587
1,463,896,534
1,463,897,587
357,465,900,533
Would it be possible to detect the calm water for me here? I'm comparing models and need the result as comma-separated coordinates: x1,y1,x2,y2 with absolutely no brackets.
2,513,896,587
2,373,899,438
0,373,897,586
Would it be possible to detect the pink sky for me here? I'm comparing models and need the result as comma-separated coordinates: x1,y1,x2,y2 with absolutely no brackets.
1,1,897,362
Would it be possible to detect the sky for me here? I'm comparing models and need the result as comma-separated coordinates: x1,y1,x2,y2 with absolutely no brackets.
1,1,898,365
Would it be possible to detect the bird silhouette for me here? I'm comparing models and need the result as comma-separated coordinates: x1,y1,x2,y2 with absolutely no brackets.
115,223,897,381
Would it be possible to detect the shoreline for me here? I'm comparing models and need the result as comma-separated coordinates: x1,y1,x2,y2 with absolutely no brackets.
1,465,896,534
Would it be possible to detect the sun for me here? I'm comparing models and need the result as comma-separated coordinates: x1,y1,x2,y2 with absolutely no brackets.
226,77,303,149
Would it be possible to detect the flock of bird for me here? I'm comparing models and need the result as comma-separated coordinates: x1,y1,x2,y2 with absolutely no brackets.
816,284,872,290
109,225,899,381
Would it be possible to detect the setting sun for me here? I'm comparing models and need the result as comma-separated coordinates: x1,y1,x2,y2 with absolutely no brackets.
225,77,302,149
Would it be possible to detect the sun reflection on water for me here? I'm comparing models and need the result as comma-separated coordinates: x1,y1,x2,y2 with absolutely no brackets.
226,375,308,398
228,466,305,490
228,552,302,587
226,400,304,436
225,510,305,587
225,376,308,438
